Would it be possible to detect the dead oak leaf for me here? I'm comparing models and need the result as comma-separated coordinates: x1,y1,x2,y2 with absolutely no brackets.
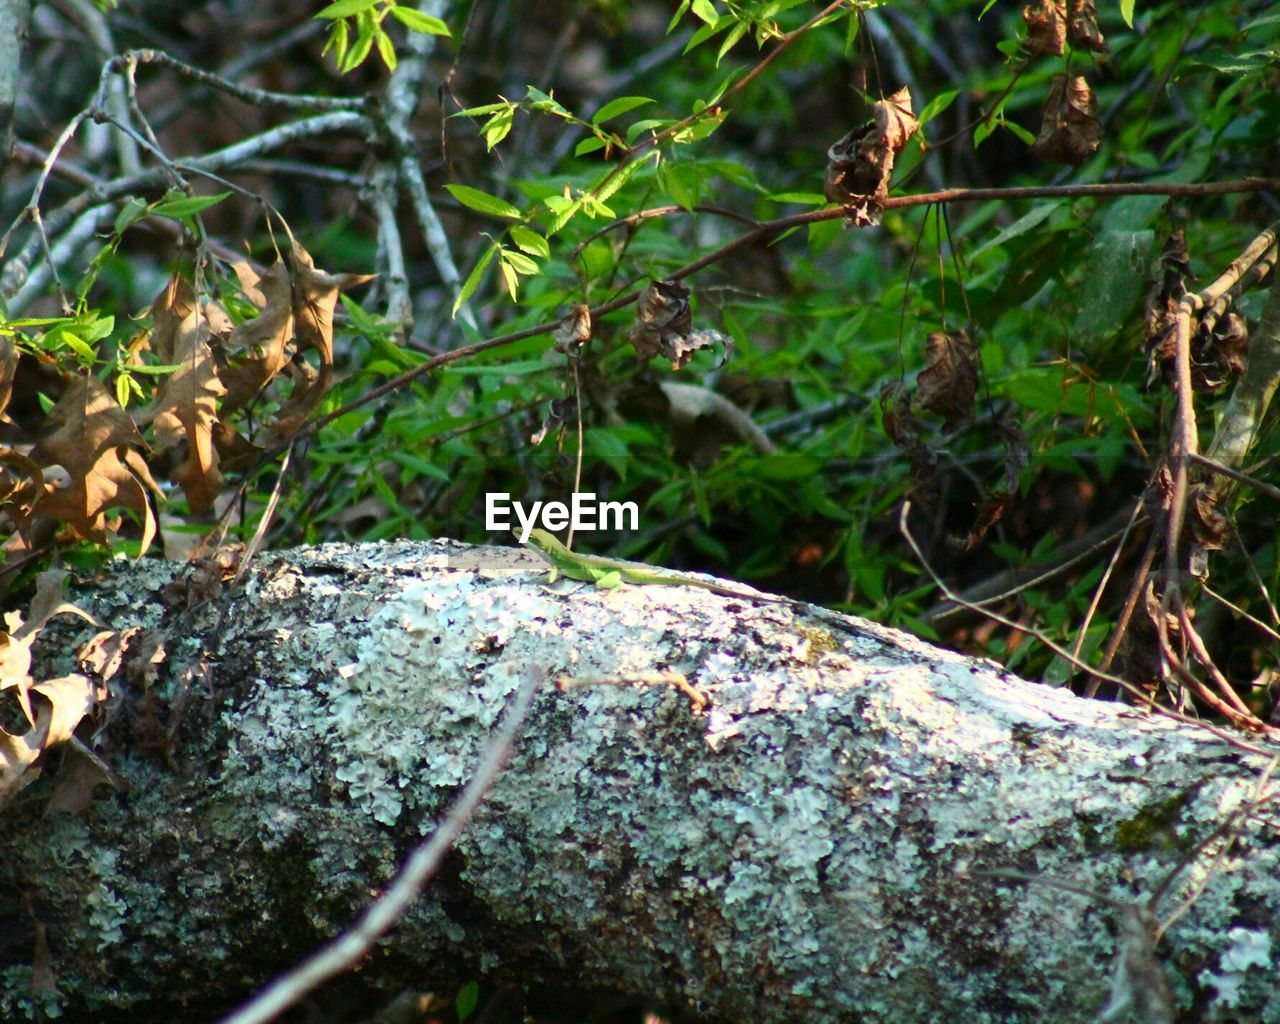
0,335,16,422
0,673,98,812
216,259,294,416
273,241,375,436
145,275,228,515
28,376,161,553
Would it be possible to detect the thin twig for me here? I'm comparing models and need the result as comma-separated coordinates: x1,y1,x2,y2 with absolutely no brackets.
216,665,542,1024
95,49,367,113
1189,451,1280,503
898,501,1276,754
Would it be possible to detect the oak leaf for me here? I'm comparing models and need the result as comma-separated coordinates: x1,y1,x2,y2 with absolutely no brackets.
274,240,375,436
28,376,161,553
216,259,295,415
145,275,228,515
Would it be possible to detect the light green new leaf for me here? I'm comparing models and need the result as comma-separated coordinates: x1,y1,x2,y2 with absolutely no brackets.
500,248,539,275
509,225,550,259
444,184,521,219
453,244,498,317
390,7,451,35
691,0,718,24
591,96,655,124
153,190,232,218
1120,0,1135,28
375,26,397,70
316,0,376,19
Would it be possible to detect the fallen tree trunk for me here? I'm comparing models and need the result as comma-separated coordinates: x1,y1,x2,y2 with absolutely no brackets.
3,538,1278,1023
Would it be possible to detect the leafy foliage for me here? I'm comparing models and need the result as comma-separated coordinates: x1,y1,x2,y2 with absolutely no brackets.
3,0,1280,759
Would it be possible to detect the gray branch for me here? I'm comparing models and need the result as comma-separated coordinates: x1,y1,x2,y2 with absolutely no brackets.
0,0,33,174
6,540,1280,1022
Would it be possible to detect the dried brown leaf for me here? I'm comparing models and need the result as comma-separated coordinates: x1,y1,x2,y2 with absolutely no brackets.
275,241,375,436
217,259,295,415
1029,74,1101,166
951,491,1014,551
629,279,693,366
45,744,119,816
1067,0,1108,53
554,303,593,354
823,86,917,211
146,276,228,515
0,335,16,423
0,673,98,812
1023,0,1066,55
915,330,979,427
27,376,161,553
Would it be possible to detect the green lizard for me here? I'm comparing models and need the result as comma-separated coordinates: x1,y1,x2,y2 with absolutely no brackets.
514,528,785,603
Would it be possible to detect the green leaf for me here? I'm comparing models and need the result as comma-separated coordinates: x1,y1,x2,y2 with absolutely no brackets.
717,20,749,64
453,244,498,316
152,190,232,218
574,134,608,157
499,259,518,301
500,248,540,275
509,225,550,258
667,0,691,34
592,96,655,124
481,107,514,150
544,194,583,235
389,7,451,35
917,89,958,126
375,26,397,70
766,190,825,204
343,13,376,71
1120,0,1135,28
444,184,521,219
690,0,718,24
1002,119,1036,146
524,86,571,118
455,982,480,1023
316,0,376,19
113,197,150,234
452,100,512,117
685,13,735,53
625,118,673,144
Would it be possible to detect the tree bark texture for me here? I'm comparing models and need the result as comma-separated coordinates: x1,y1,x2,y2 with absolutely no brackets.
3,539,1278,1022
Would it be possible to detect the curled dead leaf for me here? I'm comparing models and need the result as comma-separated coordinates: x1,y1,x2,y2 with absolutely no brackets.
949,491,1014,552
530,395,577,446
915,330,979,427
553,303,592,355
0,335,16,423
1067,0,1108,53
629,279,693,366
0,673,98,812
823,86,918,219
1029,74,1101,166
146,275,228,515
216,259,295,416
274,239,375,436
1023,0,1066,56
